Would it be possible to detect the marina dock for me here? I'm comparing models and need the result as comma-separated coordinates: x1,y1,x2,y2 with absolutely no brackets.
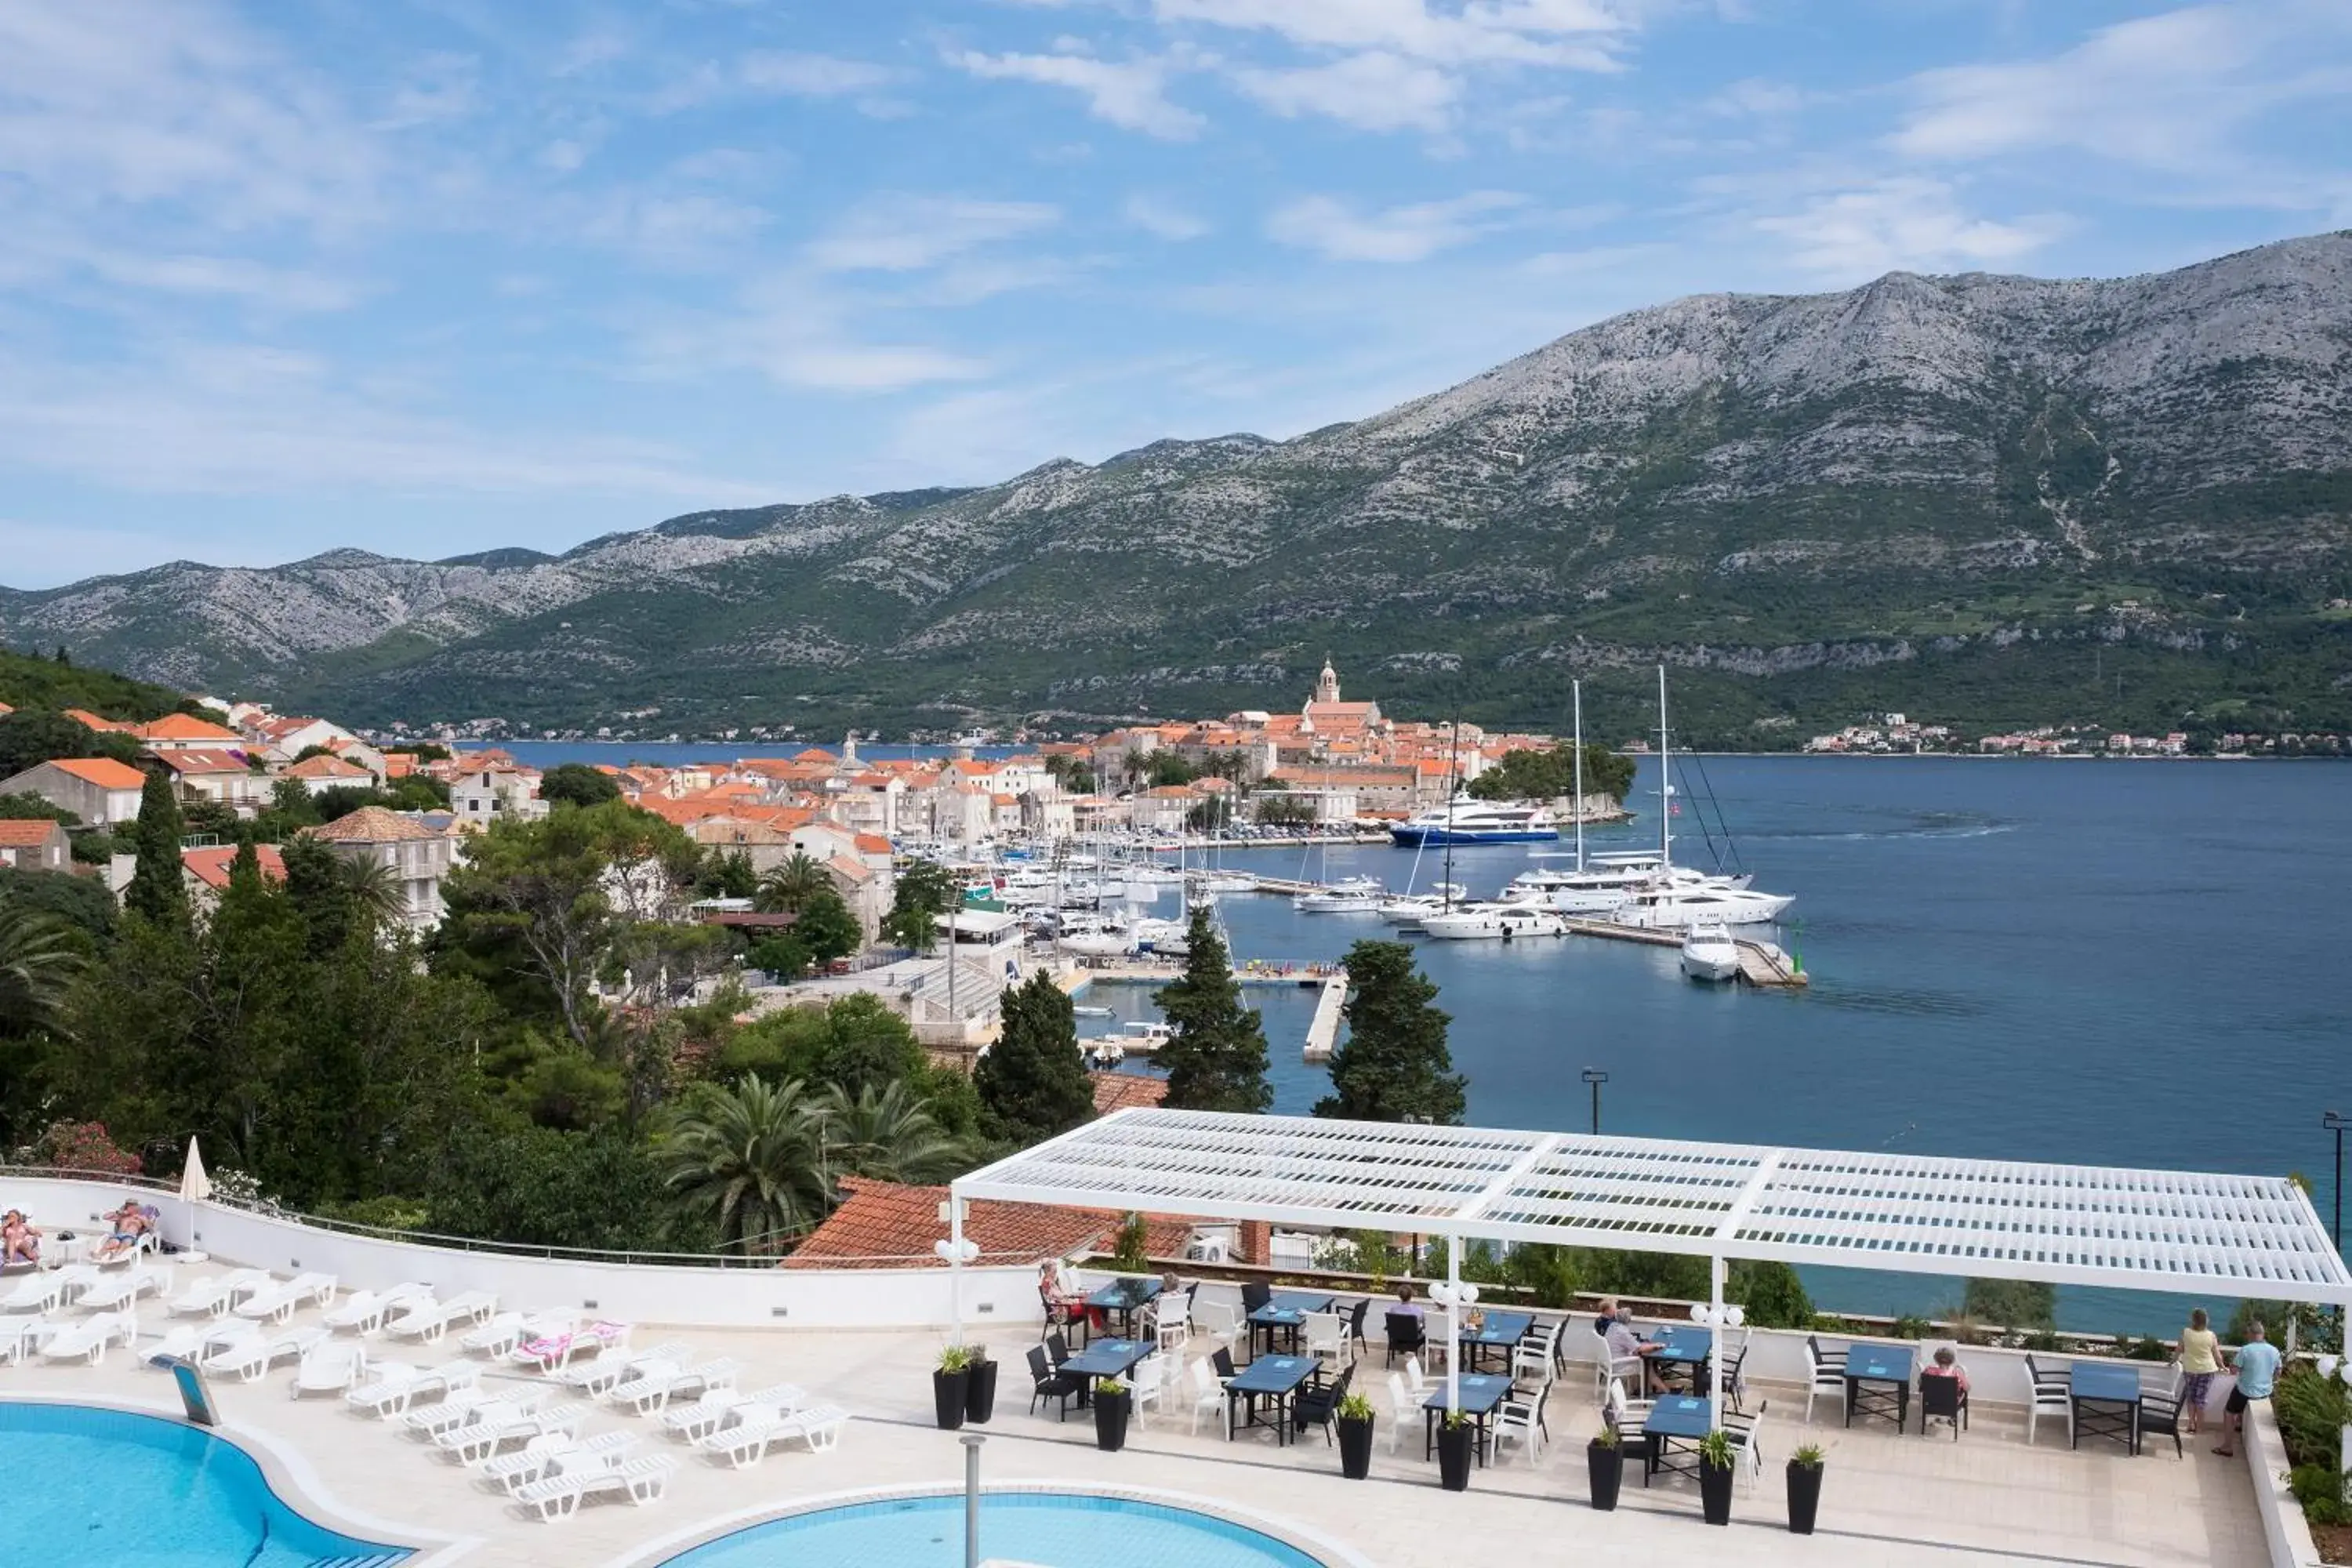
1065,958,1339,989
1558,918,1808,987
1302,969,1348,1062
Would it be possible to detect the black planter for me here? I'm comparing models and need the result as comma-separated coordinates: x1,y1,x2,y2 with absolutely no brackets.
1787,1460,1823,1534
1093,1390,1131,1452
964,1357,998,1424
1337,1414,1375,1479
1436,1422,1473,1491
1587,1439,1623,1511
1699,1460,1733,1526
932,1367,970,1430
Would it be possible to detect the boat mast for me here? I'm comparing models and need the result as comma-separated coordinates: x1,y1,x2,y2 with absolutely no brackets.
1657,663,1671,871
1571,678,1585,875
1442,706,1461,910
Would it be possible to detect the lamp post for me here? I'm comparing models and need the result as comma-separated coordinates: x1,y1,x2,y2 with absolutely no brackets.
1582,1069,1608,1136
2328,1112,2348,1256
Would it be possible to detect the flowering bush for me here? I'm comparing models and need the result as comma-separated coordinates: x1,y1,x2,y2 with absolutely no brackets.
13,1120,142,1176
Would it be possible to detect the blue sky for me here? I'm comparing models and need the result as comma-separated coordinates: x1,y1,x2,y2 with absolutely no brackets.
2,1,2347,587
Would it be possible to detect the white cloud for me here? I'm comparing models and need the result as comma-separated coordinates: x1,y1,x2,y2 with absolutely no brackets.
539,139,588,173
953,49,1207,140
740,51,901,97
1232,51,1458,133
1123,194,1210,241
1706,77,1803,118
1893,3,2348,174
805,196,1060,272
1754,178,2063,278
83,252,362,312
584,193,772,267
1153,0,1628,70
1266,191,1526,262
630,278,993,394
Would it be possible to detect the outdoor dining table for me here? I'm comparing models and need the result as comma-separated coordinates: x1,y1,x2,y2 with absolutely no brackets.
1060,1337,1156,1406
1639,1393,1713,1486
1455,1310,1534,1374
1646,1324,1714,1392
1843,1344,1917,1432
1225,1354,1317,1444
1247,1292,1334,1359
2070,1362,2143,1454
1085,1276,1163,1341
1421,1374,1514,1467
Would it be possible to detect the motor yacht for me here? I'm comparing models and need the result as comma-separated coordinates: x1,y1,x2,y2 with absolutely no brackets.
1418,904,1570,941
1679,920,1742,982
1616,882,1793,930
1388,800,1560,847
1294,877,1385,913
1376,884,1468,929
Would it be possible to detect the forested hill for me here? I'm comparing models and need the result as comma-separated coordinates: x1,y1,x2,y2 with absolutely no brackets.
4,231,2350,746
0,647,191,724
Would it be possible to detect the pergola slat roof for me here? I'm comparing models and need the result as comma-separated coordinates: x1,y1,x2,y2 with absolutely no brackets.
953,1109,2352,1304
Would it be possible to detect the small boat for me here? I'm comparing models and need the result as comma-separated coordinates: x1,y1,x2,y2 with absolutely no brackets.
1072,1005,1115,1019
1679,920,1742,982
1418,904,1570,942
1295,877,1385,913
1081,1020,1173,1063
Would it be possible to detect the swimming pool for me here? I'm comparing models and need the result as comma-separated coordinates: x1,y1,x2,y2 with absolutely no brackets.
661,1491,1330,1568
0,1402,410,1568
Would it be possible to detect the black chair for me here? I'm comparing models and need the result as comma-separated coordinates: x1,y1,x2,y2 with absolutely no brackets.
1385,1310,1425,1367
2136,1389,2184,1457
1045,1329,1072,1367
1294,1363,1353,1443
1027,1345,1082,1420
1240,1281,1272,1314
1212,1345,1237,1381
1918,1371,1969,1439
1725,1348,1751,1414
1344,1298,1370,1359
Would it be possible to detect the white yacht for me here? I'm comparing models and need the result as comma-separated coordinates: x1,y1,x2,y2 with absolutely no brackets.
1419,904,1570,942
1617,880,1793,930
1294,876,1385,913
1055,912,1137,958
1132,917,1190,957
1389,800,1559,846
1376,884,1467,929
1679,920,1742,982
1194,872,1257,895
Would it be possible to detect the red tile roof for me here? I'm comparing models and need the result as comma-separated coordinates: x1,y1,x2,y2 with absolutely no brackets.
154,749,250,775
180,844,287,890
308,806,437,843
39,758,147,789
1090,1073,1170,1116
282,753,372,781
783,1176,1193,1270
0,819,66,848
140,713,244,742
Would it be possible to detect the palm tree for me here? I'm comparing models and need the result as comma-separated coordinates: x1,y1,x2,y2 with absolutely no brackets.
0,899,84,1037
818,1080,971,1185
656,1073,835,1254
337,852,405,927
753,853,830,915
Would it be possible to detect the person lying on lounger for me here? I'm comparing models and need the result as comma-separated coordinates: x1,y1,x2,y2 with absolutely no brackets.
2,1210,38,1265
92,1201,152,1260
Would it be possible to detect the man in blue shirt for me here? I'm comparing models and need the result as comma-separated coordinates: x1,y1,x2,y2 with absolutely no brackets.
2213,1319,2281,1457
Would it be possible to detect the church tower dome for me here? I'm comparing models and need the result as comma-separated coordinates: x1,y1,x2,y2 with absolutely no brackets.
1313,655,1340,706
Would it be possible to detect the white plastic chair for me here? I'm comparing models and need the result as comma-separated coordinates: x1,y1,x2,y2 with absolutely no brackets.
1804,1337,1848,1424
1494,1391,1543,1465
1192,1301,1241,1353
2024,1356,2074,1446
1403,1354,1429,1401
1185,1356,1229,1436
1385,1371,1414,1453
1722,1399,1768,1492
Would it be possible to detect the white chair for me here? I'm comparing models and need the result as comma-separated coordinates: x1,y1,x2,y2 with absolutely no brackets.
1192,1301,1241,1354
1403,1354,1429,1401
1128,1352,1171,1426
1803,1337,1848,1425
1722,1399,1769,1492
1385,1371,1414,1453
1603,1379,1654,1444
1511,1341,1552,1389
2024,1356,2074,1446
1494,1390,1543,1465
1185,1357,1229,1436
1303,1312,1347,1371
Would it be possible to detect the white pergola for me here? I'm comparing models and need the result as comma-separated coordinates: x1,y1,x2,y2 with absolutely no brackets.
949,1109,2352,1426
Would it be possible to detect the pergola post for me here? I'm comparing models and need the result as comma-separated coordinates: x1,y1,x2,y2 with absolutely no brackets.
1707,1254,1726,1429
1445,1236,1461,1416
946,1198,969,1346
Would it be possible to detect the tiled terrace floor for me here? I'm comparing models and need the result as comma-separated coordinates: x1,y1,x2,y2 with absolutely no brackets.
2,1309,2267,1568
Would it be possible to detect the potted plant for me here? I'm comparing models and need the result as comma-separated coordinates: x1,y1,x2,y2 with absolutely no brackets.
1587,1422,1623,1511
1787,1443,1824,1534
1092,1377,1131,1452
1436,1409,1474,1492
933,1345,973,1430
1334,1389,1376,1480
1697,1429,1735,1526
964,1345,998,1424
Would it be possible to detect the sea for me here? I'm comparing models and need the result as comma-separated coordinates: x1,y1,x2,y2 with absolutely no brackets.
499,742,2346,1332
1071,756,2348,1334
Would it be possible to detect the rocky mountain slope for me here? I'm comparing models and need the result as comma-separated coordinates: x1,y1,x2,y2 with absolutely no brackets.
6,233,2350,743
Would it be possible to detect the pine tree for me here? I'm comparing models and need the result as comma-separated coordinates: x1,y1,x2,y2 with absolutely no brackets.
124,768,190,932
1152,906,1271,1113
1316,939,1465,1124
975,972,1094,1143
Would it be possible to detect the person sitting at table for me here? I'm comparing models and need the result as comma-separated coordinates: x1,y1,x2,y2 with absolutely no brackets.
2,1209,39,1265
1600,1299,1669,1395
1038,1260,1087,1333
1392,1283,1425,1320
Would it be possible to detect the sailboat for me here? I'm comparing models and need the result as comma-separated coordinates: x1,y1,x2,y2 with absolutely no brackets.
1612,667,1795,930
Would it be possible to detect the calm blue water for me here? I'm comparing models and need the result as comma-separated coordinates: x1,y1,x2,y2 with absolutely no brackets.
660,1492,1325,1568
1089,757,2351,1331
0,1403,408,1568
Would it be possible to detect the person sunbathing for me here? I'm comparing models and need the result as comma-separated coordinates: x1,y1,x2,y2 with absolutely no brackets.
92,1201,151,1261
2,1210,38,1265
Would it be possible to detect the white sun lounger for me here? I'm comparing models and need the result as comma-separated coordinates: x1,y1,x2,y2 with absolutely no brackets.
400,1383,518,1436
236,1272,337,1325
2,1269,77,1313
346,1358,481,1417
695,1403,848,1468
515,1454,677,1521
612,1356,739,1416
460,1310,564,1358
323,1282,434,1334
509,1319,628,1374
165,1269,270,1318
438,1401,590,1465
291,1340,370,1398
659,1383,804,1442
206,1327,328,1381
563,1339,689,1397
40,1309,141,1365
76,1266,170,1312
481,1430,638,1493
383,1290,498,1345
151,1317,262,1366
0,1315,62,1364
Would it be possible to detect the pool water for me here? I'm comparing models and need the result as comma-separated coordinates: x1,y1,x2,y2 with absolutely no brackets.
0,1403,409,1568
662,1493,1328,1568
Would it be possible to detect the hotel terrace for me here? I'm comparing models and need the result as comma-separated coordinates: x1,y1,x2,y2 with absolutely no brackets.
2,1106,2339,1568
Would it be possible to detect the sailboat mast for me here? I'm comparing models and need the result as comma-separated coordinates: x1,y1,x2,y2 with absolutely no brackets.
1657,663,1671,870
1572,679,1585,874
1443,706,1461,909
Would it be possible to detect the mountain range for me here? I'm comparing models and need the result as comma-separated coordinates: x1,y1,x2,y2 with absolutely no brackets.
6,230,2350,746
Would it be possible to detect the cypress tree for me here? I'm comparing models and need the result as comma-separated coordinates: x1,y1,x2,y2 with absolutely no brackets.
975,972,1094,1143
1316,939,1465,1124
124,768,190,932
1152,906,1271,1113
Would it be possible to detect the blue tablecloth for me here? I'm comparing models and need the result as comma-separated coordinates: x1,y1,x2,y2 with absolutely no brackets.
1086,1276,1163,1310
1421,1374,1514,1416
1642,1393,1712,1439
1650,1325,1714,1366
1844,1345,1916,1384
1249,1292,1334,1326
1459,1310,1533,1348
2070,1363,2143,1403
1061,1338,1153,1379
1228,1354,1316,1396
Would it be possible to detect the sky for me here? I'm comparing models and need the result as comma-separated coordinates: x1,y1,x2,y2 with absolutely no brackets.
2,1,2347,588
